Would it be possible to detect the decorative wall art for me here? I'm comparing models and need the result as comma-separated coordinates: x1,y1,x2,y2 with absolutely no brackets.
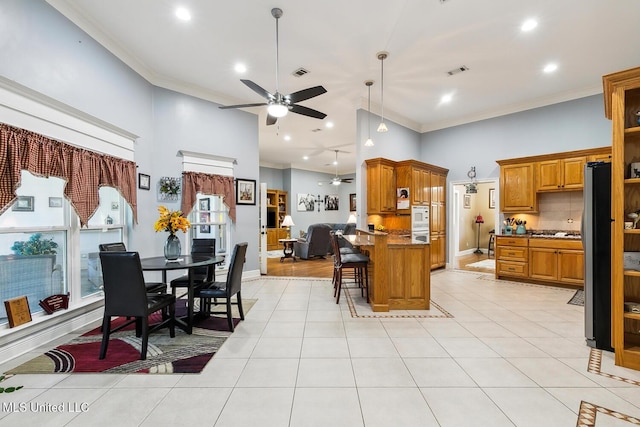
489,188,496,209
324,195,339,211
199,212,211,233
297,193,316,212
463,194,471,209
138,173,150,190
13,196,34,212
111,201,119,210
48,197,63,208
349,193,356,212
158,176,181,201
236,179,256,205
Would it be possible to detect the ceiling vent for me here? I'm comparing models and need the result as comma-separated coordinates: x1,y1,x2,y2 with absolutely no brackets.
292,67,309,77
311,128,322,132
446,65,469,76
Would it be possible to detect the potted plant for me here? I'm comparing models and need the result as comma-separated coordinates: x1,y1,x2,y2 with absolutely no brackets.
11,233,58,255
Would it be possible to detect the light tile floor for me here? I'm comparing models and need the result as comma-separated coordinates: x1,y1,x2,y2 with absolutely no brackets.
1,270,640,426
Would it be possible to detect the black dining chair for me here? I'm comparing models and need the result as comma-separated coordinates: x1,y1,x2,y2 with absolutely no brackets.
98,251,176,360
170,238,216,296
99,242,166,294
195,242,247,332
330,232,369,304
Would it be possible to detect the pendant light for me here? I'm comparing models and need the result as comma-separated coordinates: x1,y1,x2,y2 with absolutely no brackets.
376,51,389,133
364,80,374,147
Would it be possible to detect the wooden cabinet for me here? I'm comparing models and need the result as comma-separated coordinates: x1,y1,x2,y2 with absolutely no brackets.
388,245,431,310
366,158,447,270
266,189,288,250
499,163,536,212
495,236,583,285
603,66,640,370
498,147,611,214
366,158,397,214
529,239,584,284
395,161,430,212
430,171,447,269
495,236,529,279
536,156,587,192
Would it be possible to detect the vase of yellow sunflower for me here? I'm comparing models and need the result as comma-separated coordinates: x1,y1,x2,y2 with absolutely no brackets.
154,206,191,260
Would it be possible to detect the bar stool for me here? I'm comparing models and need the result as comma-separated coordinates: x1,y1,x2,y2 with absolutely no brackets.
487,229,495,258
330,232,369,304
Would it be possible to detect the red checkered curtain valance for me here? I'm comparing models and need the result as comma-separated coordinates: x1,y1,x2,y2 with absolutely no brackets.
0,123,138,226
181,171,236,223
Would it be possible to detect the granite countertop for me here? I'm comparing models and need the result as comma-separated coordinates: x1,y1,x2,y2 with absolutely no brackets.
497,231,581,240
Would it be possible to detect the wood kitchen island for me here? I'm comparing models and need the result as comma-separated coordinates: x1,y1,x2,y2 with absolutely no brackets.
344,230,431,312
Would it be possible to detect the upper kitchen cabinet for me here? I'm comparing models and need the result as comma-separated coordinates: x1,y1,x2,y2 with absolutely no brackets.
536,156,587,191
395,160,431,212
366,158,397,214
497,162,536,212
498,147,611,213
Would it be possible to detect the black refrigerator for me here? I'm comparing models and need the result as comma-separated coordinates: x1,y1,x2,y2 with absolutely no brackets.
583,161,613,351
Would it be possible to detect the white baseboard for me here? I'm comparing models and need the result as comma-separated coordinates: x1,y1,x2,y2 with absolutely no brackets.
0,300,103,364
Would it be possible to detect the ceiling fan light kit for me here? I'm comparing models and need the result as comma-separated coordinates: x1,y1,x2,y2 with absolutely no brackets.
377,51,389,133
218,7,327,125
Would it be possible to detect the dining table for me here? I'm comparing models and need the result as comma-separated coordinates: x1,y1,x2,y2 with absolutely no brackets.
140,254,225,334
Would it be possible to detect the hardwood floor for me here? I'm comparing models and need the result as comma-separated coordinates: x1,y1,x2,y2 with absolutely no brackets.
266,255,334,278
265,251,495,277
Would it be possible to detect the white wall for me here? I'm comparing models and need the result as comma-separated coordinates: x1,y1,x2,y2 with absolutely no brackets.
0,0,261,271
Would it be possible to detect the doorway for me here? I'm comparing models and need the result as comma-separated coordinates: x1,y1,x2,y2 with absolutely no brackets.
450,180,498,272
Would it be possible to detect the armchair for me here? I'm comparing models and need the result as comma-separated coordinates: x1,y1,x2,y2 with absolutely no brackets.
293,223,332,260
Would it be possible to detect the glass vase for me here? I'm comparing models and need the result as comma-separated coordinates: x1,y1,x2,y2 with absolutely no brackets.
164,233,181,261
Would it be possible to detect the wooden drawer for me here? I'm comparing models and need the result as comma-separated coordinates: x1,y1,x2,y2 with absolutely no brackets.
495,236,528,247
496,246,528,262
528,238,583,250
497,260,528,278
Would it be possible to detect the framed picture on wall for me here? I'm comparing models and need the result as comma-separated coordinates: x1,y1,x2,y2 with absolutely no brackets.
199,198,210,211
13,196,34,212
463,194,471,209
138,173,151,190
349,193,356,212
236,179,256,205
199,212,211,233
48,197,63,208
489,188,496,209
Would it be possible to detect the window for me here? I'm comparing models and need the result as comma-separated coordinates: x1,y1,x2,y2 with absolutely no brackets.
189,194,230,267
0,172,127,325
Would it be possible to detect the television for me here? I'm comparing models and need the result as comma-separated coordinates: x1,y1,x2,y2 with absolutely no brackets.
267,211,276,228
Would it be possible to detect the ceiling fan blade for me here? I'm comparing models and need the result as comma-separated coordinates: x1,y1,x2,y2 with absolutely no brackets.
286,86,327,103
219,102,267,110
290,104,327,120
266,114,278,126
241,79,274,101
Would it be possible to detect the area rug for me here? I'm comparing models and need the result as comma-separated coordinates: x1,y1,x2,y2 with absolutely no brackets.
568,289,585,306
6,299,255,375
465,259,496,270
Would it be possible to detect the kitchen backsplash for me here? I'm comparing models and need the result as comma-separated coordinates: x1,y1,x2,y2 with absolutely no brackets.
508,192,583,233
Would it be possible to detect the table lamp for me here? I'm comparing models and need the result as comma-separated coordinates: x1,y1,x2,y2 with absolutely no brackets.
347,213,357,224
281,215,295,239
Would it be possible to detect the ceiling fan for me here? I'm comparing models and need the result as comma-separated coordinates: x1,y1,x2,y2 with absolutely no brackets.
219,8,327,126
326,150,353,186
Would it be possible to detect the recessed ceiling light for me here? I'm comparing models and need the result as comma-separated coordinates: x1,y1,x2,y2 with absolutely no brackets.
521,19,538,32
303,156,309,160
175,7,191,21
440,94,453,103
284,135,291,141
325,121,334,128
234,63,247,74
543,63,558,73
